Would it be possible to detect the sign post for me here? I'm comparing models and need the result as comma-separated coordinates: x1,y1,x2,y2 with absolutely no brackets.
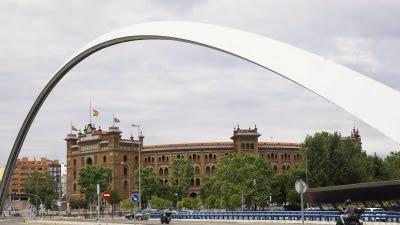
131,194,139,225
97,184,100,225
103,191,111,225
295,179,307,225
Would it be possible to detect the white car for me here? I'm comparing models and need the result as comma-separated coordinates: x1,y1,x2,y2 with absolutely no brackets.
364,208,386,222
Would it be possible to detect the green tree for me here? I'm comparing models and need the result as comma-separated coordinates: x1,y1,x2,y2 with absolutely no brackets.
134,166,162,206
204,195,216,209
204,153,274,210
384,151,400,180
151,196,173,209
168,158,195,198
228,194,241,209
69,198,88,214
108,189,122,213
302,131,373,187
121,198,134,210
182,197,192,209
24,172,58,211
369,153,388,181
77,165,112,207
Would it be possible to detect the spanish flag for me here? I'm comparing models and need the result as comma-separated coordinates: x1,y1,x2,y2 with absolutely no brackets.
93,110,99,116
72,125,78,131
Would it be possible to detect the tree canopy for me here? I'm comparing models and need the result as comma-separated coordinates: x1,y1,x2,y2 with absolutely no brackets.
77,165,112,202
24,171,58,210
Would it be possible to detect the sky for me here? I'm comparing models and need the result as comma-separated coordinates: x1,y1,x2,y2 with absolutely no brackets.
1,0,400,166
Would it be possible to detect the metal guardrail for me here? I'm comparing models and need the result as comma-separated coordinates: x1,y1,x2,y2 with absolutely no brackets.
150,211,400,223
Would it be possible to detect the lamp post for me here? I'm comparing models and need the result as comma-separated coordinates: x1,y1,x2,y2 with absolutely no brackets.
305,147,308,187
36,176,44,217
121,162,131,198
175,193,178,211
132,124,141,211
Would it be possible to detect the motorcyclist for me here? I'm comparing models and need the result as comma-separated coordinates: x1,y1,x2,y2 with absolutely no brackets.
162,208,169,216
339,199,355,225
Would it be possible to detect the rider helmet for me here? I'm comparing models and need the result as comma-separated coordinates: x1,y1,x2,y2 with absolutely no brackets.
344,199,351,205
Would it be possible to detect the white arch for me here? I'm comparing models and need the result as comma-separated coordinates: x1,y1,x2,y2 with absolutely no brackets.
68,21,400,143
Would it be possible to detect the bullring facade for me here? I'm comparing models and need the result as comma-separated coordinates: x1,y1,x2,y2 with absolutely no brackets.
65,124,301,201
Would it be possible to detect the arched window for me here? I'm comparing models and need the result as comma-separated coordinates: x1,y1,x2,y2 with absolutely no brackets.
206,166,210,174
165,168,169,175
159,168,163,175
160,180,164,185
165,179,168,185
177,155,181,159
159,156,161,162
103,156,106,163
287,165,291,170
213,154,216,160
162,155,165,161
205,155,208,160
152,157,154,162
189,155,192,160
123,155,127,162
73,171,76,179
209,153,212,159
282,165,287,172
274,165,278,173
166,156,169,161
191,179,195,186
73,159,76,166
211,165,216,174
73,183,77,192
242,143,245,149
196,178,201,186
195,166,200,174
124,167,128,176
124,180,128,189
251,143,254,149
144,158,147,163
86,158,93,165
246,143,250,149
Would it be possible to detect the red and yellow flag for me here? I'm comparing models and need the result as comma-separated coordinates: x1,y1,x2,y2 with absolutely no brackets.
93,110,99,116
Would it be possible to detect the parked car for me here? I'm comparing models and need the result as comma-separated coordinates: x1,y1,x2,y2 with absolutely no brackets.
125,212,150,220
364,208,386,222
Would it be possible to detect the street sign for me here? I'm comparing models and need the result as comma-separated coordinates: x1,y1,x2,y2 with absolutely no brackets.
103,190,111,200
295,179,307,193
5,204,11,210
29,204,35,209
147,204,152,209
131,194,139,203
57,202,61,207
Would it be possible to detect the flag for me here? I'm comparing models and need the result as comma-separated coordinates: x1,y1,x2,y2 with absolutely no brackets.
72,125,78,131
114,117,120,123
93,110,99,116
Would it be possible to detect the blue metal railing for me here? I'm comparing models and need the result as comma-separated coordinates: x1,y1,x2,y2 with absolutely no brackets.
150,211,400,223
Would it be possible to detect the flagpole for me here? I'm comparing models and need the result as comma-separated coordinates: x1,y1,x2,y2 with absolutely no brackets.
90,100,92,124
113,113,115,127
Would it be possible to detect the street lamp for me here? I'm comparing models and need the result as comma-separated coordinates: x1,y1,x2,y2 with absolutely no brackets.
132,124,141,211
36,176,45,217
175,193,178,211
305,147,309,187
121,162,131,198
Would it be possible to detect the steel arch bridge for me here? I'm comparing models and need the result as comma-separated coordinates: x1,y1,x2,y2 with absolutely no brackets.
1,21,400,212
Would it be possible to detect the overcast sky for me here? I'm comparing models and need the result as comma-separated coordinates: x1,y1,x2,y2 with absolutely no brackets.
1,0,400,166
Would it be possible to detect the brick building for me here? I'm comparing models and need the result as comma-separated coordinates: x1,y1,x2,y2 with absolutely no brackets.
8,157,61,200
65,124,302,200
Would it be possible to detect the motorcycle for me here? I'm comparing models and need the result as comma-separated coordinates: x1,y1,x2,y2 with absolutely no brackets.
160,211,171,224
336,207,364,225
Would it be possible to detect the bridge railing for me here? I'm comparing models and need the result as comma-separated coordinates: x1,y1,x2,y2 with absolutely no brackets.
150,211,400,223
